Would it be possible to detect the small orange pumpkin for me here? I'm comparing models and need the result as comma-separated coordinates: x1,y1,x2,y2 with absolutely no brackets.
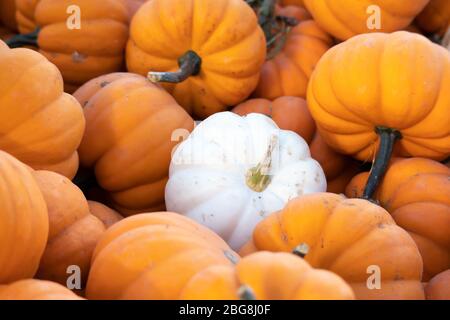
241,193,425,300
33,170,106,287
307,31,450,200
416,0,450,36
73,72,194,215
346,158,450,281
88,200,123,229
0,41,85,178
87,212,239,300
232,96,316,144
123,0,147,21
0,279,83,300
0,151,48,284
252,2,333,100
425,269,450,300
181,251,355,300
304,0,430,40
126,0,266,119
11,0,129,92
0,0,18,31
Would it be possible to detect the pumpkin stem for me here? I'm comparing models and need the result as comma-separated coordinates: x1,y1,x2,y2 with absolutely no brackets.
246,0,299,59
6,28,40,48
238,285,257,300
246,135,278,193
148,50,201,84
293,243,310,258
362,127,401,200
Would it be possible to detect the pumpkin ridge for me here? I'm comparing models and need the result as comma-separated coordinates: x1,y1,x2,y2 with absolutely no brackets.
195,0,229,53
406,229,449,258
6,106,83,159
312,70,372,128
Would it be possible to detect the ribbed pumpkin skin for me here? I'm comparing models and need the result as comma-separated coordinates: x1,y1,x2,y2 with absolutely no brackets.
86,212,239,300
425,269,450,300
0,41,85,178
126,0,266,119
346,158,450,281
180,252,355,300
416,0,450,36
15,0,39,34
0,0,17,31
123,0,147,21
232,97,357,193
253,17,333,100
0,151,49,284
33,170,106,286
233,97,316,144
88,200,123,229
16,0,129,91
307,32,450,162
241,193,425,300
304,0,430,40
74,73,194,215
0,279,83,300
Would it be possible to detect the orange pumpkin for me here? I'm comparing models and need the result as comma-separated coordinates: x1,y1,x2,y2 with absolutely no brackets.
346,158,450,281
181,251,355,300
425,269,450,300
32,170,106,287
73,73,194,215
252,3,333,100
88,200,123,229
279,0,305,7
307,31,450,200
232,97,359,192
304,0,430,40
0,279,83,300
0,151,48,284
0,0,17,31
86,212,239,300
416,0,450,36
233,96,316,144
15,0,39,34
123,0,147,21
241,193,425,300
0,40,85,178
11,0,129,92
126,0,266,119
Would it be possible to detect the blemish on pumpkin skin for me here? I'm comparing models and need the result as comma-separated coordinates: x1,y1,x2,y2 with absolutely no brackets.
100,81,110,88
72,51,87,63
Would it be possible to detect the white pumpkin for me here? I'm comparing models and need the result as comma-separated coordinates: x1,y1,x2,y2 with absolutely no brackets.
165,112,326,250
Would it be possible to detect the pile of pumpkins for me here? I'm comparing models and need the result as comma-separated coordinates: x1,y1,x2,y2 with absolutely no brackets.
0,0,449,301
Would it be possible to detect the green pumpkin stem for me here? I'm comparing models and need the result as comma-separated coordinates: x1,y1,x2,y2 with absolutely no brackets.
238,285,257,300
246,135,278,193
6,28,40,48
362,127,402,200
148,50,202,84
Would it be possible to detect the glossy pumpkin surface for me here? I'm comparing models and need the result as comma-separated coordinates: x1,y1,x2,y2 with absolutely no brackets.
126,0,266,119
307,31,450,163
346,158,450,281
87,212,239,300
14,0,129,91
241,193,425,300
304,0,430,40
181,252,355,300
